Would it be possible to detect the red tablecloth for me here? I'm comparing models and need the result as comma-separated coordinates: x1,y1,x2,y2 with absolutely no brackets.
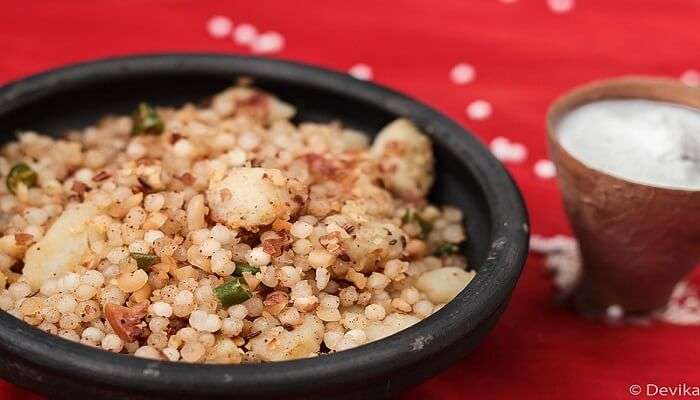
2,1,700,399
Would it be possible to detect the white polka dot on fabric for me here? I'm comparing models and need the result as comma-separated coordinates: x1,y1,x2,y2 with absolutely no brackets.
233,23,258,45
207,16,233,39
349,64,373,81
466,100,492,121
680,69,700,87
489,136,528,164
547,0,574,14
250,31,285,54
450,63,475,85
534,159,557,179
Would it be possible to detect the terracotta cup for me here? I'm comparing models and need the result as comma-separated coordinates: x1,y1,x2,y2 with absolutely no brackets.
547,77,700,313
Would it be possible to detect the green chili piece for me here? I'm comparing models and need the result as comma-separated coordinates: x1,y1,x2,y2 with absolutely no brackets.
434,243,459,257
233,262,260,277
402,210,432,239
214,277,252,307
130,252,159,270
6,163,38,194
131,102,164,136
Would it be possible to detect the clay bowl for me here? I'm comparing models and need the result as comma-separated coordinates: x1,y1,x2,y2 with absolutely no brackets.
0,54,528,399
547,77,700,313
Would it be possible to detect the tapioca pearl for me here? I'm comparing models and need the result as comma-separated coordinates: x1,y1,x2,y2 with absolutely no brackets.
466,100,492,121
681,70,700,87
449,63,475,85
207,16,233,39
547,0,574,14
349,64,373,81
508,143,528,163
250,31,285,54
233,23,258,45
534,159,557,179
238,132,260,150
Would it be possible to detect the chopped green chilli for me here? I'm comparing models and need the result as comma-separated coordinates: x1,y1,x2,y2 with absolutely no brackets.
234,262,260,277
131,103,164,136
434,243,459,256
402,209,432,239
130,252,159,270
6,162,38,195
214,278,252,307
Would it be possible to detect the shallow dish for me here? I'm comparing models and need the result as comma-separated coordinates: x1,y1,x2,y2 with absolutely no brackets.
0,54,528,399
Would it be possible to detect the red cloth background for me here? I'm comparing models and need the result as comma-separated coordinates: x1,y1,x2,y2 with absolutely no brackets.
1,1,700,399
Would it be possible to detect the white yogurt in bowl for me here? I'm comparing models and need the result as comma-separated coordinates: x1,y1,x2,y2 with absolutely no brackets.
556,99,700,190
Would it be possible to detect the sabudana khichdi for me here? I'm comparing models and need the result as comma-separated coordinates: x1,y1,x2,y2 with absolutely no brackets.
0,85,474,363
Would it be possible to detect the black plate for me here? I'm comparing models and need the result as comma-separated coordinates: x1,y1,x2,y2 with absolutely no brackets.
0,54,529,399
